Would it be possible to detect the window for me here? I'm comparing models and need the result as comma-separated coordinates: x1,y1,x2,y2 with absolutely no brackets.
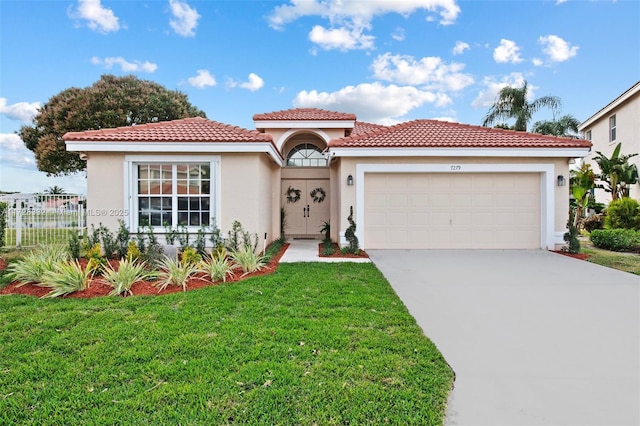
585,130,592,141
609,115,617,142
135,162,212,228
286,143,327,167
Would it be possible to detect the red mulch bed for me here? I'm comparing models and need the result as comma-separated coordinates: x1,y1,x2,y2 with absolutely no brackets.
552,250,590,260
318,242,369,259
0,243,289,299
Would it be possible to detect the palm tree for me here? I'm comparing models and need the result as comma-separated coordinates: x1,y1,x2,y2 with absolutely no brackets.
44,185,66,195
531,114,581,138
593,143,639,201
482,81,561,131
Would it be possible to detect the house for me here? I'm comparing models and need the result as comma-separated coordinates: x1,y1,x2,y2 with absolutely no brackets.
579,81,640,202
64,108,591,250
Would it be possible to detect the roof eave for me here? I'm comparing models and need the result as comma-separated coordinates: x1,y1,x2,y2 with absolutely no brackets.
328,146,592,159
65,140,284,166
579,81,640,130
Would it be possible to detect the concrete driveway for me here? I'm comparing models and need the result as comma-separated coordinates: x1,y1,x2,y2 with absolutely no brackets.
368,250,640,426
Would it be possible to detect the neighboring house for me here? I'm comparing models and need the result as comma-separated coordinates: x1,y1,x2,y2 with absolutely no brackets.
579,81,640,202
64,108,590,250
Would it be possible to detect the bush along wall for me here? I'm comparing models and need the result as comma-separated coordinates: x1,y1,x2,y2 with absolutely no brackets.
590,229,640,252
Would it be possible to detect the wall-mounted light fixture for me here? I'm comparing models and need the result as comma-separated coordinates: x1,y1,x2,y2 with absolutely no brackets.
79,152,89,161
347,174,354,186
557,175,566,187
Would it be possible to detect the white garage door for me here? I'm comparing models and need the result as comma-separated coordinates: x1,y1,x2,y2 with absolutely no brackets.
364,173,541,249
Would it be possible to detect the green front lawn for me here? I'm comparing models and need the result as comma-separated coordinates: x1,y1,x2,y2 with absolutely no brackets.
582,246,640,275
0,263,453,425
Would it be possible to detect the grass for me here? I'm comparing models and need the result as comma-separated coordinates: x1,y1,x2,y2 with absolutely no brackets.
0,263,453,425
581,245,640,275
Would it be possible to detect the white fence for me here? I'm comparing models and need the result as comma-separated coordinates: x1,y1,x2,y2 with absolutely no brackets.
1,194,86,248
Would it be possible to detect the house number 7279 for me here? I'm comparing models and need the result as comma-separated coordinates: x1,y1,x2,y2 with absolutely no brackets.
450,165,462,171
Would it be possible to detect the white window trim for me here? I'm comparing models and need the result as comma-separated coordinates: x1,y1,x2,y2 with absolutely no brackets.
123,155,221,232
609,115,617,143
352,163,557,250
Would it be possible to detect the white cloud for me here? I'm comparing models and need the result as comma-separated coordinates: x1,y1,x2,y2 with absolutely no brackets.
268,0,460,51
293,82,444,124
539,35,578,62
187,70,217,88
493,39,523,63
371,53,474,92
309,24,374,50
0,98,40,123
240,73,264,91
269,0,461,28
471,72,527,108
169,0,200,37
556,0,568,4
227,73,265,91
0,133,33,167
71,0,120,33
532,57,543,67
452,41,470,55
91,57,158,73
391,27,405,41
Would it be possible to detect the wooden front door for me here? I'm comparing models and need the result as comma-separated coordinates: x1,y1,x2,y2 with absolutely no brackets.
282,179,329,238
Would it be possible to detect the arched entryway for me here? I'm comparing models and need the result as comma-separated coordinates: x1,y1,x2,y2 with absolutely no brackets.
281,133,330,238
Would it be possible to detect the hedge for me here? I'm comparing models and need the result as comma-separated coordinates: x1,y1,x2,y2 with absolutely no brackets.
590,228,640,252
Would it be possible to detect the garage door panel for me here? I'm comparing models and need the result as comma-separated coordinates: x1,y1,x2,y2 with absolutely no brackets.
364,173,541,249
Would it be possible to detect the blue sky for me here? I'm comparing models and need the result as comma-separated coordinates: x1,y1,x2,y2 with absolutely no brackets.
1,0,639,194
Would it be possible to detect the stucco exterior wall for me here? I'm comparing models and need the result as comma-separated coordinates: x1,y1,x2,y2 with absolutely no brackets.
220,153,277,242
582,92,640,202
85,152,126,231
334,156,571,250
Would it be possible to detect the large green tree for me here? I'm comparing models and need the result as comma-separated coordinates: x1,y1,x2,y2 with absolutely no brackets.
481,81,561,132
531,114,581,138
593,143,639,201
19,75,206,176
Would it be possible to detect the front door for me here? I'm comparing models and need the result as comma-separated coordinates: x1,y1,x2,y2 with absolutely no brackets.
282,179,329,238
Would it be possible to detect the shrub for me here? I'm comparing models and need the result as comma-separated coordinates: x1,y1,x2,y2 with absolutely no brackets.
344,206,360,254
582,214,605,233
195,225,207,255
40,260,92,298
225,221,258,253
67,231,82,260
137,226,164,267
8,245,69,286
125,241,142,261
115,220,130,259
606,198,640,230
209,222,223,248
180,246,202,265
98,224,118,259
156,255,199,292
563,222,580,254
85,243,105,274
102,258,155,297
590,229,640,252
230,246,266,276
199,252,235,283
0,202,7,249
319,220,331,243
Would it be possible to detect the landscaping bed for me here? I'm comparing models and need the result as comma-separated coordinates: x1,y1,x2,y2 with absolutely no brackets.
318,242,369,259
0,243,288,299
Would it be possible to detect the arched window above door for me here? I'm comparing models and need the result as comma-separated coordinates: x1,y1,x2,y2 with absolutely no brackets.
286,143,327,167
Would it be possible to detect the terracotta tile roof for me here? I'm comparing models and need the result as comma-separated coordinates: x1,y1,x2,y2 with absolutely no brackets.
352,121,388,135
252,108,357,121
63,117,273,143
329,119,592,149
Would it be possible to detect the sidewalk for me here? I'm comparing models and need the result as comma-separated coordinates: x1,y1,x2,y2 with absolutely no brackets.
279,239,371,263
